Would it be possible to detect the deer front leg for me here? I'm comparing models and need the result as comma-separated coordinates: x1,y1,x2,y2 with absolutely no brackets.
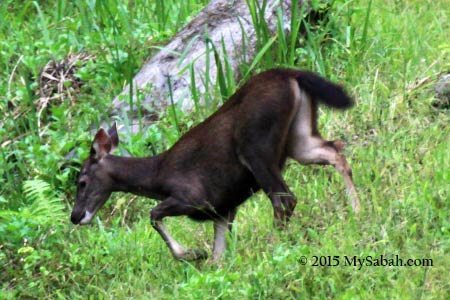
150,197,208,261
212,208,237,262
212,218,228,263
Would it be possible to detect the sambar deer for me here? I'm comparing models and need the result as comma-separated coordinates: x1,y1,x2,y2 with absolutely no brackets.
70,68,360,262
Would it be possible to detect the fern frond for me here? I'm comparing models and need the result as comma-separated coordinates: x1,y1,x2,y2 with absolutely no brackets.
23,179,52,203
22,179,66,225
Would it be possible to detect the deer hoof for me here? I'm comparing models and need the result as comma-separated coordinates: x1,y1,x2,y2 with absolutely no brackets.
273,216,291,230
282,198,296,218
178,249,208,261
273,203,296,228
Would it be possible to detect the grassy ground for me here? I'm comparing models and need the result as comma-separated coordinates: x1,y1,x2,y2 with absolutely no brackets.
1,0,449,299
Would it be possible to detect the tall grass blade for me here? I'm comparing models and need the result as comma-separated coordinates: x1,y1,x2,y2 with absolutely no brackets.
243,35,277,79
166,75,181,136
360,0,373,53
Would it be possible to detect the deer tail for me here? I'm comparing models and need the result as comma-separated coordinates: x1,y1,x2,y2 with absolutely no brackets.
295,71,354,109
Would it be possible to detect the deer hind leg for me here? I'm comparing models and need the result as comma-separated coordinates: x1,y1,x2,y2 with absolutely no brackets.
289,137,360,214
150,197,208,261
287,90,360,214
235,79,301,225
237,146,296,225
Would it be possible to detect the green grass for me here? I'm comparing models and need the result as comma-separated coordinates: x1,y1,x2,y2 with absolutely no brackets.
1,0,449,299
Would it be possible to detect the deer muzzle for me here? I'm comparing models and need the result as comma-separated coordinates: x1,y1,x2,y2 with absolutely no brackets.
71,209,94,225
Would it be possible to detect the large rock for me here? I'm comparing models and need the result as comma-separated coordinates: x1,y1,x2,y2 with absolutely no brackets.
111,0,311,131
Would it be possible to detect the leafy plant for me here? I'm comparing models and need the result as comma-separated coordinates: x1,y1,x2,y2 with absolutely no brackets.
0,179,64,247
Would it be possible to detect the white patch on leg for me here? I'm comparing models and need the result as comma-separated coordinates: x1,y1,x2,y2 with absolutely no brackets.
291,87,312,137
287,83,324,162
155,221,186,258
212,218,228,262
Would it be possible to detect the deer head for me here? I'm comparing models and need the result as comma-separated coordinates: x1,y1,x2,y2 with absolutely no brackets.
70,123,119,225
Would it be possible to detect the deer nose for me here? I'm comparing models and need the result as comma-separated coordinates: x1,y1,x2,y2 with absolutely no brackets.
71,210,86,225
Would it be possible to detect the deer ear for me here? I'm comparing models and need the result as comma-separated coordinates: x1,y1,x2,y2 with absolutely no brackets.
107,122,119,151
91,128,112,159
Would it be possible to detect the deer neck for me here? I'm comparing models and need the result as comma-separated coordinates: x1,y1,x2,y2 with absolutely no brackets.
103,153,167,200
